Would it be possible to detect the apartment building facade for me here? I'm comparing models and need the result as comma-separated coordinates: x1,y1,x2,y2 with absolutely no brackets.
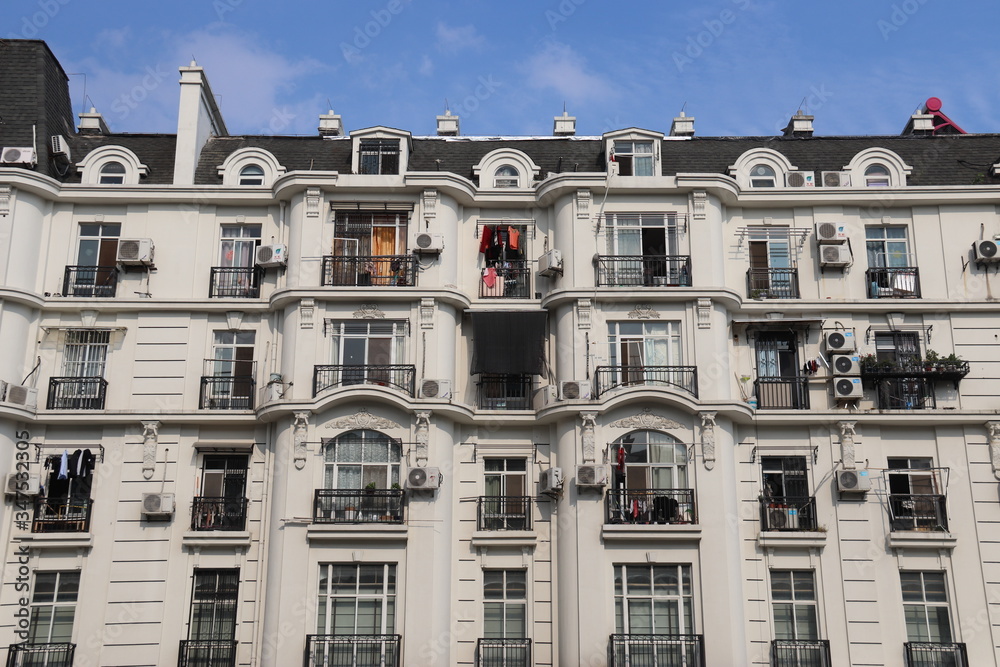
0,39,999,666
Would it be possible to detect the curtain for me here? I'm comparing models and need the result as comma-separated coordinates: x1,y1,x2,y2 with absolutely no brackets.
372,226,396,255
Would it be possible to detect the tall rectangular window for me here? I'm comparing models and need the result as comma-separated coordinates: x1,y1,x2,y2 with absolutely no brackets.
866,226,911,268
28,571,80,644
77,223,121,268
219,224,261,268
608,321,683,375
188,569,239,641
328,321,407,368
484,570,527,639
901,572,952,643
333,211,408,257
317,564,397,635
64,330,110,379
771,571,818,641
482,458,528,530
614,564,694,635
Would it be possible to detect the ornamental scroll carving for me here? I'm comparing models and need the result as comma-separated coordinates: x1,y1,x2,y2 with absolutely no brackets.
609,408,682,430
415,411,431,464
580,411,598,462
699,412,717,471
293,411,309,470
327,408,401,431
987,422,1000,480
838,420,857,470
627,305,661,320
141,420,160,480
353,304,386,319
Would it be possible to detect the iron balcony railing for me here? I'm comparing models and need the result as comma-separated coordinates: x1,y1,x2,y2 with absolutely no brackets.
606,489,696,525
759,497,817,532
177,639,237,667
322,255,416,287
209,266,263,298
477,374,533,410
63,265,118,297
889,494,949,532
46,377,108,410
305,634,401,667
313,489,404,524
191,496,248,532
903,642,968,667
754,376,810,409
477,496,532,531
479,261,532,299
609,634,705,667
594,366,698,399
747,267,800,299
873,377,935,410
477,638,531,667
32,497,92,533
5,643,75,667
860,360,969,384
771,639,832,667
867,267,921,299
595,255,692,287
200,376,256,410
313,364,416,398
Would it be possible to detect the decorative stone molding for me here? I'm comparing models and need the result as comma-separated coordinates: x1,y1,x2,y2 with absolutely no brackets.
80,310,98,328
225,311,244,331
609,408,682,430
838,420,857,470
987,422,1000,480
420,298,435,329
293,411,309,470
328,408,401,431
576,189,591,219
627,305,660,320
580,411,598,462
415,411,431,463
305,188,321,218
0,185,11,216
422,189,438,218
699,412,717,470
353,304,385,319
697,299,712,329
140,421,161,480
691,190,707,220
576,299,592,329
300,299,315,329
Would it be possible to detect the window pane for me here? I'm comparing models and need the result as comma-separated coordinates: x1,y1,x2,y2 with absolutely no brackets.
628,599,652,633
506,571,526,599
792,572,815,600
653,599,679,634
771,571,792,601
333,598,356,634
929,606,952,642
653,567,678,597
923,573,947,602
795,604,818,640
56,573,80,603
32,573,58,604
628,567,651,596
505,603,526,638
773,603,794,640
484,571,504,600
356,599,381,634
357,564,383,594
900,572,923,602
484,602,504,637
904,605,929,641
330,566,357,595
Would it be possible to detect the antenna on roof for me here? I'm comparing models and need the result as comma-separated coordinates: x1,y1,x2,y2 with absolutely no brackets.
444,98,450,113
563,101,567,114
326,98,334,111
680,101,687,114
67,73,87,115
798,97,808,115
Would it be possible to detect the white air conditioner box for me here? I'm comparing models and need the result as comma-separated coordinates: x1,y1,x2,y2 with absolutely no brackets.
974,239,1000,263
418,378,451,399
767,506,800,530
406,466,441,490
820,244,852,267
786,170,815,187
539,467,564,496
117,238,154,265
537,249,563,277
255,244,287,267
576,464,609,488
824,330,856,353
816,222,848,243
833,376,863,399
413,233,444,254
5,473,40,497
560,380,592,401
141,492,175,517
1,147,36,165
1,381,38,409
832,354,861,376
837,468,872,493
821,171,852,187
50,135,71,161
533,385,558,410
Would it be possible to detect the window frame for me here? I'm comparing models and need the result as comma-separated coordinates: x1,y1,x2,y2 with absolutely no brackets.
316,563,397,636
614,563,695,635
493,165,520,188
187,568,240,642
770,570,820,641
322,430,402,490
865,226,912,269
749,164,777,188
98,161,127,185
238,164,265,186
608,320,684,369
900,571,953,643
483,569,528,639
63,329,110,379
612,139,655,177
864,164,891,187
358,139,401,175
77,145,148,185
327,320,408,367
218,224,262,268
28,570,81,644
611,430,688,491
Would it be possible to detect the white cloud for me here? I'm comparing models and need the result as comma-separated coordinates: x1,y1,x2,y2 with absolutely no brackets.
435,23,485,54
519,42,617,103
419,55,434,77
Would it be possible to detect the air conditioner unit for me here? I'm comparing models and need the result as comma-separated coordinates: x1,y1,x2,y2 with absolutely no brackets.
255,244,287,267
539,467,564,496
560,380,592,401
576,464,609,488
833,376,863,399
116,238,154,265
406,466,441,490
5,473,40,497
767,506,799,530
141,492,175,518
837,468,872,493
533,385,558,410
50,135,71,161
0,381,38,409
824,330,856,353
418,378,451,399
820,244,852,267
815,222,848,243
413,233,444,254
537,249,563,277
785,170,815,187
832,354,861,376
1,147,36,165
821,171,852,187
974,239,1000,263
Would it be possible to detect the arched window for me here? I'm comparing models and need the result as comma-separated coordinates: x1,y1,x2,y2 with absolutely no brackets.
238,164,265,186
609,430,692,524
865,164,890,187
322,430,401,489
750,164,776,188
98,161,126,185
494,165,520,188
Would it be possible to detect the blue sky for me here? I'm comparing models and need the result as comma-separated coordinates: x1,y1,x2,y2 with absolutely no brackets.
8,0,1000,137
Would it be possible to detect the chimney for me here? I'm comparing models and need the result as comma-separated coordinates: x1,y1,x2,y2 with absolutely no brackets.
77,107,110,135
436,109,460,136
318,110,343,136
782,110,814,137
907,112,935,135
553,110,576,136
173,60,228,186
669,111,695,137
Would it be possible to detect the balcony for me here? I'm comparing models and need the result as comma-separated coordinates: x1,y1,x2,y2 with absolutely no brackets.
32,497,92,533
477,374,532,410
595,255,692,287
305,634,401,667
209,266,262,298
46,377,108,410
609,634,705,667
861,360,969,386
200,376,256,410
594,366,698,399
477,496,532,531
5,643,75,667
889,494,949,532
903,642,968,667
867,267,921,299
177,639,237,667
871,377,935,410
477,638,531,667
313,365,416,398
313,489,404,524
606,489,696,525
322,255,416,287
191,497,248,532
480,261,531,298
754,376,809,409
747,268,800,299
760,497,817,531
772,640,831,667
62,265,117,297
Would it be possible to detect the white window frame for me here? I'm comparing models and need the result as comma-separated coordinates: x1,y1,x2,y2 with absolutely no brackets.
864,164,891,187
844,148,912,188
483,569,528,639
728,148,796,190
216,148,285,187
350,127,411,176
327,320,408,367
608,320,683,368
98,161,126,184
611,431,688,491
472,148,540,190
77,145,148,185
604,129,664,177
219,224,262,268
316,563,397,636
614,564,695,635
28,570,80,644
749,164,777,188
494,165,520,188
64,330,110,378
865,225,913,268
322,430,402,490
770,570,820,641
900,571,954,643
238,164,265,186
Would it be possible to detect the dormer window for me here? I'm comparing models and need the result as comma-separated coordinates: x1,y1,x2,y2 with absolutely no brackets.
238,164,265,186
750,165,777,188
865,164,890,187
98,161,126,184
612,140,654,176
359,139,400,175
494,165,519,188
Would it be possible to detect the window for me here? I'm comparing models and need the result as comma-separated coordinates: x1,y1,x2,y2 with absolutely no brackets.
28,571,80,644
866,226,911,268
608,320,683,379
760,456,814,530
494,165,519,188
887,458,946,531
202,331,256,410
36,449,95,533
771,571,818,641
748,228,798,299
317,563,397,635
238,164,264,186
328,320,407,370
610,431,692,524
874,332,920,365
193,455,248,531
70,222,121,297
600,213,688,287
481,458,528,530
182,569,239,665
865,164,891,187
64,330,110,379
612,140,654,176
873,332,933,409
219,224,261,268
901,572,952,643
750,164,777,187
98,161,126,184
614,564,694,635
484,570,527,639
323,430,401,490
359,139,400,175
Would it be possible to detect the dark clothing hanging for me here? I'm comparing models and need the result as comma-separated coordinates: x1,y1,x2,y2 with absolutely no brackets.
469,311,547,375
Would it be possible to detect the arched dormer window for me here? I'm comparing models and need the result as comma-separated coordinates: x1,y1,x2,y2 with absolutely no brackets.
98,161,126,184
750,165,776,188
472,149,540,190
77,146,148,185
238,164,265,186
494,165,520,188
217,148,286,187
864,164,890,187
844,149,912,188
728,148,796,190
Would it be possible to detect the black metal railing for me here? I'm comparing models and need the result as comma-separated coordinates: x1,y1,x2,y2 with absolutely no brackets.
209,266,262,298
199,376,256,410
772,639,832,667
903,642,968,667
861,360,969,383
322,255,416,287
477,638,532,667
759,497,817,531
477,374,533,410
606,489,696,525
191,496,248,531
754,377,810,409
479,261,531,298
595,255,692,287
873,377,935,410
5,643,75,667
609,634,705,667
63,265,118,297
177,639,238,667
867,267,921,299
889,494,949,532
305,634,401,667
594,366,698,398
32,497,92,533
46,377,108,410
747,268,800,299
313,365,416,398
477,496,532,531
313,489,404,524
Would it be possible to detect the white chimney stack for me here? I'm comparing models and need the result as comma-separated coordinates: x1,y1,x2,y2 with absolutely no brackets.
436,109,460,136
318,110,343,136
553,110,576,136
669,111,695,137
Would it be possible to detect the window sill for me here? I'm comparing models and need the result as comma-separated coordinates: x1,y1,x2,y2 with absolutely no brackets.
602,524,702,542
887,531,957,550
14,532,93,549
307,524,408,543
181,531,251,548
757,531,827,549
471,530,537,547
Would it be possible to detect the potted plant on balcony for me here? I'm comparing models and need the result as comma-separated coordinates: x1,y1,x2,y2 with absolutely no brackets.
942,353,964,372
923,349,940,372
859,354,878,372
